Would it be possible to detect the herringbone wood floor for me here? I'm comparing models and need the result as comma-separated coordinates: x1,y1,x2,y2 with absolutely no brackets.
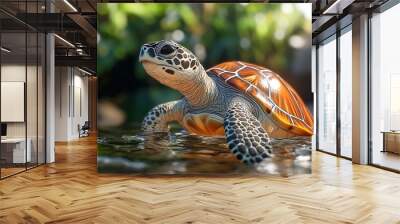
1,136,400,224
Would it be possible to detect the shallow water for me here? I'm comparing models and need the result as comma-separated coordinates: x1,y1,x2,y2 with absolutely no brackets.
98,126,311,176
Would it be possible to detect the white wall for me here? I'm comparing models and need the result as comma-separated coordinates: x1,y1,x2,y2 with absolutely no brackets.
1,65,42,138
55,67,69,141
1,65,26,139
55,67,89,141
72,72,89,138
1,63,46,164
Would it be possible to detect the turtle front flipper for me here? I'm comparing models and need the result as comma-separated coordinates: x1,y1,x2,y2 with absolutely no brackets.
142,100,185,133
224,101,273,164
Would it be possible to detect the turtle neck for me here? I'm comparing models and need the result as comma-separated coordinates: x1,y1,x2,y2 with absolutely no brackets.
179,69,218,108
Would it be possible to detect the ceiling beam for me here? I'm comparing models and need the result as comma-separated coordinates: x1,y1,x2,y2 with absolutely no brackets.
312,15,335,33
55,55,96,71
12,13,82,32
67,13,97,46
322,0,356,14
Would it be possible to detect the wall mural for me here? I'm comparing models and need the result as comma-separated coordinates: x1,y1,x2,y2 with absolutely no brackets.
97,3,313,176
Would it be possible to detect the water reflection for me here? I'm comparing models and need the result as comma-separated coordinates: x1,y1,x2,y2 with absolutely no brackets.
98,127,311,176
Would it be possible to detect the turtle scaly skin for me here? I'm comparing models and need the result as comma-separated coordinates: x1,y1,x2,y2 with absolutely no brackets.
139,40,313,164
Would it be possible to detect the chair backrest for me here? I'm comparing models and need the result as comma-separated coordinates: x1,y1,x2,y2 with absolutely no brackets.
82,121,90,129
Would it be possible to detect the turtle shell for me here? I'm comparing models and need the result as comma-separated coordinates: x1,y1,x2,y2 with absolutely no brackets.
207,61,313,136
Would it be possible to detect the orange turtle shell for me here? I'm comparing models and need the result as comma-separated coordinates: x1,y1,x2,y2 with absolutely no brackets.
207,61,313,136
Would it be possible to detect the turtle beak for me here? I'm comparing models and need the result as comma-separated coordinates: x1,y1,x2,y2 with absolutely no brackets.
139,45,156,63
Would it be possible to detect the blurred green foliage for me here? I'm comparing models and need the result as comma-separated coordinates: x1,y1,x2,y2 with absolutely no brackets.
98,3,311,126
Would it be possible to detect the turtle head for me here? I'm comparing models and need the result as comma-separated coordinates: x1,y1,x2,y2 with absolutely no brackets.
139,40,203,90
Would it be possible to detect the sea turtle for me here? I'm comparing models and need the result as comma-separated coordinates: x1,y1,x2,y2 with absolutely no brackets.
139,40,313,164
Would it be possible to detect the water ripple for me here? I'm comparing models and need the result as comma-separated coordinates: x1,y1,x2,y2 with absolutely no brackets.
98,128,312,176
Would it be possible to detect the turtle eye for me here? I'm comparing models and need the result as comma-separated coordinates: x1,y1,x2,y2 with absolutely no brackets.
159,44,175,56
